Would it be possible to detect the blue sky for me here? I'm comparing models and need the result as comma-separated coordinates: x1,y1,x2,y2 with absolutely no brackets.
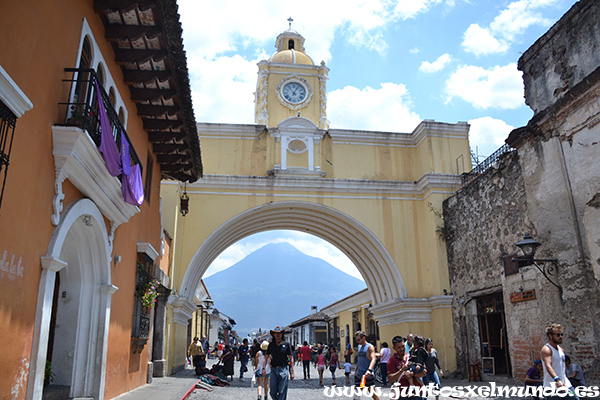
178,0,576,160
178,0,576,280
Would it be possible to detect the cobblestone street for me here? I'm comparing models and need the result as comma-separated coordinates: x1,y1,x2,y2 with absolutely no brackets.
185,359,529,400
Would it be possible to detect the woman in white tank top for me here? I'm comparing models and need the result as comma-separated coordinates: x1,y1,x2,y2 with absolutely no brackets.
254,341,271,400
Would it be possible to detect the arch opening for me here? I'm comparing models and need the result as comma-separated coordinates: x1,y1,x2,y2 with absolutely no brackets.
180,201,406,307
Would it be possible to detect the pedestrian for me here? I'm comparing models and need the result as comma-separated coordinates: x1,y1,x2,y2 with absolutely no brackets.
296,345,302,366
406,335,427,389
218,341,224,358
311,343,319,364
524,359,543,387
423,338,443,399
565,355,586,388
387,335,426,400
541,323,577,399
301,341,312,379
187,337,205,377
254,340,271,400
344,359,352,385
327,346,341,386
212,341,219,359
405,333,414,355
379,342,391,386
250,338,260,359
201,335,209,355
239,338,250,380
316,347,327,386
220,344,235,381
345,341,354,363
353,330,379,400
263,326,294,400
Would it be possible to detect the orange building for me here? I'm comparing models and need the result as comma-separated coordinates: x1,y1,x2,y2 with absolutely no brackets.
0,1,201,399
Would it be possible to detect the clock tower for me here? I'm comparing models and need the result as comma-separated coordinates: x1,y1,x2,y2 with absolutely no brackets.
255,21,329,175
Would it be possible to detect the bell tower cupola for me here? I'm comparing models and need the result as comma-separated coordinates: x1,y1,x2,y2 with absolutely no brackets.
254,18,329,130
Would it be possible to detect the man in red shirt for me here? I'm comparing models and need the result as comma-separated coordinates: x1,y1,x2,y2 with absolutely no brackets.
301,341,312,379
387,336,426,399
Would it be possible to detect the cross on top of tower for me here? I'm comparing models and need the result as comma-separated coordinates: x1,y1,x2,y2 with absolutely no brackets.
287,17,293,31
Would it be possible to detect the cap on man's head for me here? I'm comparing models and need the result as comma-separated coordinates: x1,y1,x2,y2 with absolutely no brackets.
534,359,542,365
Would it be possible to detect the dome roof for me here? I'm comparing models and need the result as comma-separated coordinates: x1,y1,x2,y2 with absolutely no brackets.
269,49,314,65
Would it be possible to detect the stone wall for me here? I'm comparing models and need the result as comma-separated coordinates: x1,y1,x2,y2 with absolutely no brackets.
443,151,548,380
444,0,600,382
518,0,600,113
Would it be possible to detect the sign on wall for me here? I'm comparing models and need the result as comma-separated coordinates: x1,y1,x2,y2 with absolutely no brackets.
510,289,536,303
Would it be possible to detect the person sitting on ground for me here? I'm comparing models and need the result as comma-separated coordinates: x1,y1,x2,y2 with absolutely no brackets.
220,344,235,381
187,337,206,377
565,355,586,387
524,359,543,387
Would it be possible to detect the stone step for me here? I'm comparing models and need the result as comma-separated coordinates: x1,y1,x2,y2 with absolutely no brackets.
42,385,70,400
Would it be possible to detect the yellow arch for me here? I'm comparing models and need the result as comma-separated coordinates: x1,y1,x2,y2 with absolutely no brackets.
179,200,406,305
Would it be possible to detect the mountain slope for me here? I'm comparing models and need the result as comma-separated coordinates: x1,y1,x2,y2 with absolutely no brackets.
204,242,366,336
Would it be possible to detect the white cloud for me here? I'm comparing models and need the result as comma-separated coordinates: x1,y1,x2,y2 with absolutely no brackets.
445,63,524,109
461,0,559,56
419,53,452,73
468,117,514,159
328,83,422,132
462,24,509,56
187,54,261,124
409,47,420,54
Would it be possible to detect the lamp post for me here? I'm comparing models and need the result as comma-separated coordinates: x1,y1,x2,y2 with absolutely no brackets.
512,234,561,292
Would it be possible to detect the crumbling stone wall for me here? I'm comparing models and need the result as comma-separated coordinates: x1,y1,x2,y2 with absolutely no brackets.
445,0,600,382
518,0,600,113
443,151,550,380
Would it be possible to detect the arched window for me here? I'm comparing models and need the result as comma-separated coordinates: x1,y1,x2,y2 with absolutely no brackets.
118,106,125,125
96,63,106,87
80,37,92,69
108,87,116,108
288,39,294,50
73,36,93,112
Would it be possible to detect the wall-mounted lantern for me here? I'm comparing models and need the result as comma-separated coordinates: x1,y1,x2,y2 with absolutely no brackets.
512,234,561,292
180,182,189,217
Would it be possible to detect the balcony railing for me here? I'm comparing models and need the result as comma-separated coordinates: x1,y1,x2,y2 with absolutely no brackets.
59,68,141,173
462,143,515,185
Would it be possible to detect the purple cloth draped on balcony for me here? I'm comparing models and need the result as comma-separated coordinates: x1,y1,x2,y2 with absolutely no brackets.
122,163,144,206
120,130,132,177
96,81,122,176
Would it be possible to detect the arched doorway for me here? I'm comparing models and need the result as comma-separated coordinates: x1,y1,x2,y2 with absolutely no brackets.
28,199,116,400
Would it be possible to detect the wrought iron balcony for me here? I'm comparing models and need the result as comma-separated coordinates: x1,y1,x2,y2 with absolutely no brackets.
59,68,141,170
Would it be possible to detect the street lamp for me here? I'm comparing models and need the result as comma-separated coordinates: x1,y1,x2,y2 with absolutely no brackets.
180,182,189,217
512,234,561,291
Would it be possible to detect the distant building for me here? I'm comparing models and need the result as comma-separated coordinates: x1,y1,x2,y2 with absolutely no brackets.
321,289,379,352
289,306,329,346
208,309,236,348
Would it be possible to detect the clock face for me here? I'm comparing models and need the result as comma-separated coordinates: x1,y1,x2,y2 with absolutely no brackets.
282,82,307,103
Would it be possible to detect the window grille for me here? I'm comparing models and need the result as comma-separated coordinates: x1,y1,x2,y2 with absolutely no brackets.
0,101,17,213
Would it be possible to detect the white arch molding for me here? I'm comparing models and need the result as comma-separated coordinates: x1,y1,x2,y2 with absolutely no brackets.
179,201,407,306
27,198,117,400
